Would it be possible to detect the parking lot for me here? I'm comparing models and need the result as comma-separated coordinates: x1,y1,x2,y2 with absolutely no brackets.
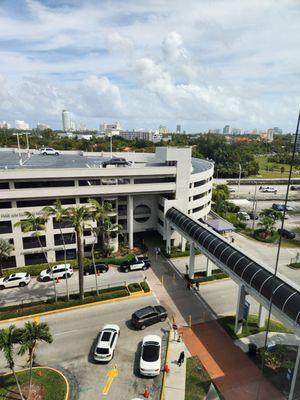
0,295,169,400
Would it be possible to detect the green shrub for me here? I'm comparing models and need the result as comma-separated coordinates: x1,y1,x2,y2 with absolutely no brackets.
140,281,150,292
187,272,228,284
288,262,300,269
128,283,142,293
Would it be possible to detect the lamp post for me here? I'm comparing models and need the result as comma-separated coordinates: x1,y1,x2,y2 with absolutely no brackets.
237,163,242,198
251,182,258,234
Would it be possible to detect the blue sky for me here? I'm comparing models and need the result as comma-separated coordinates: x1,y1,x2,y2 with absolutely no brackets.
0,0,299,132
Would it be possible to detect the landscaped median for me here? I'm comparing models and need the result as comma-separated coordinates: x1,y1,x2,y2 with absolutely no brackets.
185,271,229,285
0,281,151,322
0,367,68,400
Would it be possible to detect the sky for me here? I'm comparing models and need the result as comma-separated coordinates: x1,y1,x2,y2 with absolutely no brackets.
0,0,299,132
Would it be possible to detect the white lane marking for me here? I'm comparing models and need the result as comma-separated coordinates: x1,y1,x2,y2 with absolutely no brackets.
85,163,91,168
54,329,79,336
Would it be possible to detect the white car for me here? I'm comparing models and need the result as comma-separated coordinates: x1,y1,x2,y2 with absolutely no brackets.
259,186,277,193
237,211,250,221
228,187,236,193
0,273,31,290
39,147,60,156
39,264,73,282
94,324,120,362
140,335,162,377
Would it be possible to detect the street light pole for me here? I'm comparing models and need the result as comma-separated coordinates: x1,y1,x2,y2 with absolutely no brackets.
16,133,22,166
237,163,242,198
251,181,258,234
25,132,30,158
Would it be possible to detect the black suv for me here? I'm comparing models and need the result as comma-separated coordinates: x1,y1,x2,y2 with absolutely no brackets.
102,158,130,168
119,256,151,273
291,186,300,191
277,229,295,239
131,305,168,330
84,263,109,276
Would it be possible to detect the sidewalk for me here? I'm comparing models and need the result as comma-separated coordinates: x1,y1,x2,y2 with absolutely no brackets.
180,321,284,400
235,331,300,353
164,337,190,400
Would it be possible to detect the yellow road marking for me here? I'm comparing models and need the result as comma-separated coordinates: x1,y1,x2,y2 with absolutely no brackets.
102,365,118,395
33,316,40,323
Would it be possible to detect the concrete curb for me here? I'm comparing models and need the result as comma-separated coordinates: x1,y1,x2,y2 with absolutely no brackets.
1,366,69,400
0,290,152,324
198,277,231,286
160,330,171,400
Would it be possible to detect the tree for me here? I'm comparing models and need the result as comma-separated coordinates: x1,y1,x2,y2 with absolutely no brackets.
280,166,285,176
258,216,276,236
65,205,91,299
18,321,53,398
98,219,123,257
259,208,282,221
0,238,14,276
43,201,71,300
15,212,57,302
0,325,24,400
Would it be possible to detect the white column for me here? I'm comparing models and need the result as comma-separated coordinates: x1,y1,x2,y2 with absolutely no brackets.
127,195,133,249
206,257,212,276
258,304,267,328
234,284,246,335
189,242,195,279
165,221,171,254
289,344,300,400
181,236,186,252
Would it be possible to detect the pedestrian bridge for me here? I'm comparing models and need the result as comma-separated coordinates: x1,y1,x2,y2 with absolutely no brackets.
166,207,300,333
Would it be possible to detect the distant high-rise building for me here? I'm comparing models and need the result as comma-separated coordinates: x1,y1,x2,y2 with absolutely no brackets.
273,127,283,134
62,110,71,131
176,124,181,133
0,121,11,129
223,125,230,134
15,120,30,130
37,123,50,131
231,128,241,135
158,125,169,134
99,122,121,136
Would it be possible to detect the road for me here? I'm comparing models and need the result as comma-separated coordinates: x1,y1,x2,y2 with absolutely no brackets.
0,267,145,307
0,295,168,400
227,184,300,200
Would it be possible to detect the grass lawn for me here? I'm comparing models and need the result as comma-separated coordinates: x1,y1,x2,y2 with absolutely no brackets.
0,368,67,400
249,155,299,179
218,314,290,340
185,357,211,400
240,229,300,249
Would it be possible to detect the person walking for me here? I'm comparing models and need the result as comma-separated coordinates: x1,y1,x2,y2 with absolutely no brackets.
185,264,189,275
186,281,191,290
195,281,200,291
177,351,185,366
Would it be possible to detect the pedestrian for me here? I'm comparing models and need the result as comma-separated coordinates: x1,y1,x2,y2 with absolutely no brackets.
185,264,189,275
231,237,235,243
196,281,200,291
186,281,191,290
177,351,185,366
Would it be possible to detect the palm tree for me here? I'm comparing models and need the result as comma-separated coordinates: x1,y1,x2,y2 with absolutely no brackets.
43,201,70,300
18,321,53,398
65,205,91,299
14,212,58,302
0,325,24,400
0,238,14,276
258,216,276,237
99,219,123,257
259,208,282,221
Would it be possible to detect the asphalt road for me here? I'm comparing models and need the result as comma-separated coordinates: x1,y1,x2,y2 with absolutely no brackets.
0,267,145,307
0,295,168,400
227,184,300,200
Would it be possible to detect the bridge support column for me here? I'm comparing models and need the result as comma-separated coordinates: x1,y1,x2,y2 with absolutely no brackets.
127,195,133,249
206,258,212,277
234,284,246,335
165,221,171,254
189,242,195,279
258,304,267,328
181,237,186,252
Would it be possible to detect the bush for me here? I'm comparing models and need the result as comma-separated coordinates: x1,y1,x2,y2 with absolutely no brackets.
140,281,150,292
128,283,142,293
187,272,228,284
288,262,300,269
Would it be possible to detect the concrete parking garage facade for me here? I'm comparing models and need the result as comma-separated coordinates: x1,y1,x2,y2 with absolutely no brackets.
0,147,213,269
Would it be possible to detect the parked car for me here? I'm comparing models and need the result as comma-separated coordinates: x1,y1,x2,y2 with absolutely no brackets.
237,211,250,221
291,186,300,191
248,212,258,220
102,158,131,168
228,187,236,193
259,186,277,193
39,264,73,282
84,263,109,276
0,273,31,290
277,229,295,239
131,305,168,330
140,335,162,377
94,324,120,362
39,147,60,156
272,203,285,212
119,256,151,273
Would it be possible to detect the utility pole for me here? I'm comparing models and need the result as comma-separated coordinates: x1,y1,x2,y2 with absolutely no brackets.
16,133,22,166
25,132,30,158
237,163,242,198
251,182,258,234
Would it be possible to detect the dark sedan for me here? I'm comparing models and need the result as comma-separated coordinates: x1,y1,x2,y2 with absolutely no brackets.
84,263,109,275
277,229,296,240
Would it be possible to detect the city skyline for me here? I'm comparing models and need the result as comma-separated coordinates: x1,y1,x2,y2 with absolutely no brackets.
0,0,299,132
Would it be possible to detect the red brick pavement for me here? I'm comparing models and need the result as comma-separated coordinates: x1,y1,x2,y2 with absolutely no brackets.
180,321,284,400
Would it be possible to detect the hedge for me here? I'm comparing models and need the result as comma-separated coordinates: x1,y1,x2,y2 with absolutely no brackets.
3,254,136,277
161,248,201,259
0,286,129,321
289,262,300,269
128,282,142,293
140,281,150,293
186,272,228,284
